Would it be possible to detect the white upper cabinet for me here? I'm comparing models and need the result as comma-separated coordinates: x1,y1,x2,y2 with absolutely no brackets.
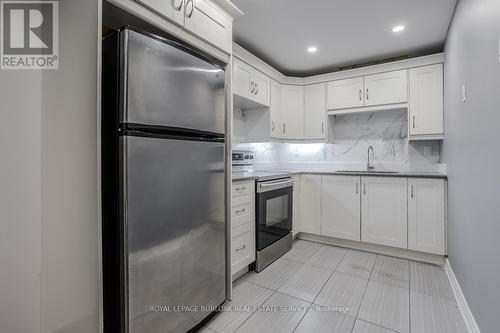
304,83,326,140
299,174,321,234
327,77,364,110
184,0,233,53
233,58,253,101
134,0,233,53
361,176,407,248
409,64,444,139
252,69,271,106
327,70,408,111
364,70,408,106
270,80,283,138
321,175,361,241
233,58,270,107
408,178,445,255
281,85,304,139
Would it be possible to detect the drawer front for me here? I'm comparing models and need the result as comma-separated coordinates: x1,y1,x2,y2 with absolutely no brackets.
232,180,254,198
231,226,254,268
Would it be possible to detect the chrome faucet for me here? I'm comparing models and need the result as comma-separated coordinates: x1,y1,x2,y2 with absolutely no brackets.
367,145,375,171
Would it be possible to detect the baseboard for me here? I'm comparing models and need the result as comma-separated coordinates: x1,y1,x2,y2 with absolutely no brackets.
444,259,481,333
298,233,445,266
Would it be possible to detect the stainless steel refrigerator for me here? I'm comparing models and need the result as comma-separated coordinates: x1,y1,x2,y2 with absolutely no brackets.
102,27,226,333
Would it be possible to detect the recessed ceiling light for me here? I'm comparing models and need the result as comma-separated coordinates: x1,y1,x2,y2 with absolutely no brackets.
307,46,318,53
392,25,405,32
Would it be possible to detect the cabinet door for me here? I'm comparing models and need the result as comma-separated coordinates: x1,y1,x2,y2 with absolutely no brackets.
281,85,304,139
361,176,407,248
270,80,282,138
184,0,233,53
364,70,407,106
408,179,445,255
299,174,321,234
292,175,301,237
304,83,326,139
321,175,361,241
327,77,364,110
252,70,271,107
135,0,175,20
233,58,253,100
409,64,444,136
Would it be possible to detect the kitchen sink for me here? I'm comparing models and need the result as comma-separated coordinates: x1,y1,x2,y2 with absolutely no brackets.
336,170,399,174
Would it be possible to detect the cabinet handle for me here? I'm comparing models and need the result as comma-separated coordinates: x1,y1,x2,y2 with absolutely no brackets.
283,123,286,134
250,81,254,94
363,184,366,195
235,186,246,192
272,121,275,131
411,185,414,198
235,244,246,252
173,0,183,11
321,122,325,133
234,208,246,214
185,0,194,18
359,89,362,101
366,88,369,100
255,83,259,95
412,116,416,129
356,183,359,194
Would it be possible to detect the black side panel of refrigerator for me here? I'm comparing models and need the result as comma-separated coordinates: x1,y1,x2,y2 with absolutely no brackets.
101,31,125,333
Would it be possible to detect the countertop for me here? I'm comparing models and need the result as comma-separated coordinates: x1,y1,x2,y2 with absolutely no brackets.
232,169,447,181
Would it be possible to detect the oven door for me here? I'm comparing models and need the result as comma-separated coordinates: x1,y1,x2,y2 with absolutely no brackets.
256,179,293,251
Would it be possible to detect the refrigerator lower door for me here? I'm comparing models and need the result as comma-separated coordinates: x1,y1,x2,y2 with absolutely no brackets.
120,28,226,135
120,135,225,333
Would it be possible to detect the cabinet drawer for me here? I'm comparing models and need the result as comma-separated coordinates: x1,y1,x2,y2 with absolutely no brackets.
231,226,254,267
232,181,254,197
231,198,253,227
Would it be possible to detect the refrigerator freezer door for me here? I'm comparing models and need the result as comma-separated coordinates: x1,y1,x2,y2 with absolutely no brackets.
121,135,225,333
120,29,226,135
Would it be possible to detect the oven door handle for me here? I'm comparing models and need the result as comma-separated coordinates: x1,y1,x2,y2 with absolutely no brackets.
257,178,294,193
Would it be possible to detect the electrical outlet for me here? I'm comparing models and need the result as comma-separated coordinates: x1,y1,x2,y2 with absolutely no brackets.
461,83,467,103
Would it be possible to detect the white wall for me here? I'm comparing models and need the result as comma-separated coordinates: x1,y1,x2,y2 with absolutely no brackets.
0,0,100,332
442,0,500,332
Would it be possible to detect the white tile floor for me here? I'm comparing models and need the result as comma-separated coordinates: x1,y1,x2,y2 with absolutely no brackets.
203,240,467,333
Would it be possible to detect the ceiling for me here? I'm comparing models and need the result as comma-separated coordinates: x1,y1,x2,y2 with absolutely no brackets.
231,0,457,77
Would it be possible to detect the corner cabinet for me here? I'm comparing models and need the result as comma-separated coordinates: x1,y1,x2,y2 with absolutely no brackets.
361,176,408,248
299,174,321,234
321,175,361,241
134,0,233,54
270,79,283,138
281,85,305,139
304,83,326,140
409,64,444,140
408,178,445,255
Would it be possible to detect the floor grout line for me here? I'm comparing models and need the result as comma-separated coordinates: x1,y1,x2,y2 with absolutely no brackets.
351,253,377,329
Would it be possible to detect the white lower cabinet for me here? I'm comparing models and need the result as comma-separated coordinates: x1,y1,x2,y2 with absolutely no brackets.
361,176,408,248
408,178,445,255
321,175,361,241
299,174,321,234
292,175,301,237
231,180,255,276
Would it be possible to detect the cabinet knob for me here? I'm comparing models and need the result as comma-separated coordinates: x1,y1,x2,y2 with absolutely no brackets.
255,83,258,95
272,121,275,131
411,185,414,198
283,123,286,134
322,122,325,133
250,81,254,93
366,88,369,100
359,89,362,101
236,244,246,252
412,116,416,129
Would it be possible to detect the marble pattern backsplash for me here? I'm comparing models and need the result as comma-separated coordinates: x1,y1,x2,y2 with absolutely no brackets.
235,109,444,173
